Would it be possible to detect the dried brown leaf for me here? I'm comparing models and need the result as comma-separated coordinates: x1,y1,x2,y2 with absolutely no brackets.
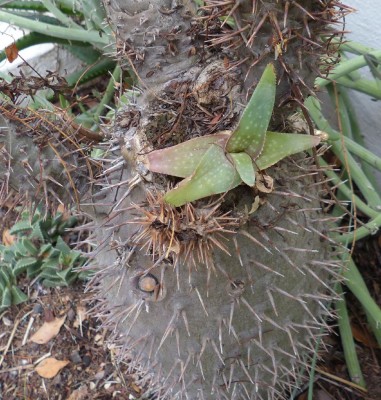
35,357,69,378
351,322,379,349
30,315,66,344
5,43,18,63
249,196,260,214
2,229,16,246
256,173,274,193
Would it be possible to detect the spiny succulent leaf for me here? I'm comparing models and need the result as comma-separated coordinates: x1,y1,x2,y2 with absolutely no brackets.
10,286,28,305
0,267,12,288
1,286,12,308
229,152,256,186
21,238,38,256
9,220,32,235
55,236,71,255
14,257,39,276
226,63,276,157
147,133,229,178
256,131,321,170
164,144,241,206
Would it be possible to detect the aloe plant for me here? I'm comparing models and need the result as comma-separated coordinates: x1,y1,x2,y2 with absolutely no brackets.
146,64,322,206
0,206,89,309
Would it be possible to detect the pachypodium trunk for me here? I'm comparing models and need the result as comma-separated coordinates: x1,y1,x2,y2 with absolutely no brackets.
87,0,347,399
1,1,347,399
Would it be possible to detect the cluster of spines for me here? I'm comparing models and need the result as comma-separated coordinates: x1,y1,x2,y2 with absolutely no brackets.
126,190,242,269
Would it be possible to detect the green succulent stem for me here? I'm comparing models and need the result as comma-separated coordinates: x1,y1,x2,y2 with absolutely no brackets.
336,283,366,388
315,50,381,89
320,159,378,220
0,0,80,15
335,39,376,56
0,32,93,64
41,0,82,29
306,98,381,210
330,141,381,210
92,64,121,127
343,257,381,347
306,97,381,173
332,214,381,244
335,76,381,99
0,10,109,45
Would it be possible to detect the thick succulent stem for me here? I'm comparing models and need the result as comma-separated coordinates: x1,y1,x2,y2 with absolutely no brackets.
82,1,347,399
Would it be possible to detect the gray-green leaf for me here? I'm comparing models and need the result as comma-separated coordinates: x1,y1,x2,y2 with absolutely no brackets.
226,63,276,157
164,144,241,206
255,132,321,170
229,152,256,186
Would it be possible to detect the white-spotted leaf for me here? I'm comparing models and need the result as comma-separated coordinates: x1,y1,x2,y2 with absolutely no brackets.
226,64,276,157
164,144,241,206
256,132,321,170
147,133,229,178
229,152,256,186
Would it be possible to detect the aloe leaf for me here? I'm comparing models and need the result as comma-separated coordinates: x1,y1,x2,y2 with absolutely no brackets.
226,64,276,157
1,286,12,308
0,268,12,289
38,243,53,257
10,286,28,305
147,133,230,178
14,257,39,276
9,220,32,235
255,132,321,170
229,152,256,186
21,238,38,256
55,236,71,255
164,144,241,206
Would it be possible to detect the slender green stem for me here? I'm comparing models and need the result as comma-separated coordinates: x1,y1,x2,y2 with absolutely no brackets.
339,87,365,147
338,87,379,190
306,97,381,206
0,32,91,63
329,141,381,210
338,40,377,56
344,257,381,346
0,10,109,45
93,64,121,122
40,0,82,29
332,213,381,243
343,137,381,172
320,159,378,219
316,50,381,89
336,77,381,99
308,97,381,172
326,84,353,140
0,0,81,15
336,283,366,387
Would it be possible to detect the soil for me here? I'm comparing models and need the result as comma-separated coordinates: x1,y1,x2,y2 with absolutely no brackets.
0,283,142,400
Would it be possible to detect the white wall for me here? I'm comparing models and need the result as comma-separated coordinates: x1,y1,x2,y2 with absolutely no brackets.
344,1,381,170
0,22,53,72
